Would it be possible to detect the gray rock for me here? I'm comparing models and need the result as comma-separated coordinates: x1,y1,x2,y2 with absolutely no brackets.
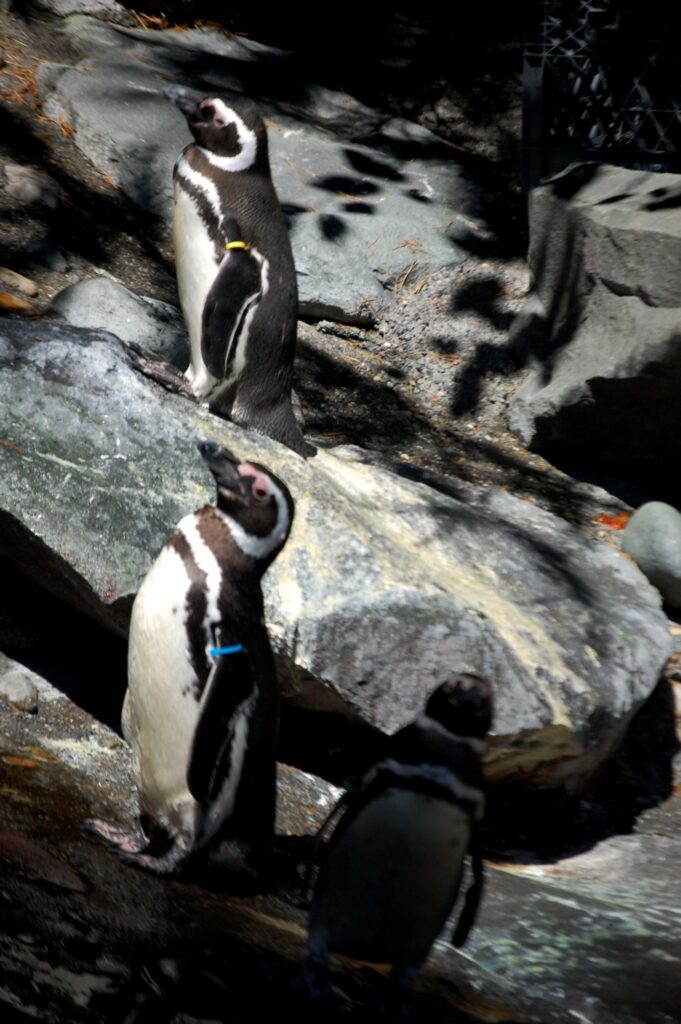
38,17,482,325
508,163,681,478
275,764,343,837
31,0,133,23
0,654,40,712
52,276,186,365
622,502,681,609
0,315,670,790
4,161,60,209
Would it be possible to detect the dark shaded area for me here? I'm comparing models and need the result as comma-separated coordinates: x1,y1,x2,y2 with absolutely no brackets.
405,187,432,203
311,175,380,196
451,276,514,331
0,105,175,301
343,147,405,182
342,201,374,214
487,676,679,861
526,352,681,508
279,706,387,787
318,213,346,241
523,1,681,188
0,560,127,730
644,185,681,210
297,330,624,532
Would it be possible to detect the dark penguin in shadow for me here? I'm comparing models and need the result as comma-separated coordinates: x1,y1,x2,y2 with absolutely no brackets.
85,441,294,875
166,87,308,457
303,674,493,997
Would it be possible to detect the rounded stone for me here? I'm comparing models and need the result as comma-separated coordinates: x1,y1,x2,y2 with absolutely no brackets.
0,669,39,714
622,501,681,609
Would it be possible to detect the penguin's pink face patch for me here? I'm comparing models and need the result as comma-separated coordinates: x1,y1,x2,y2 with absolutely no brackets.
239,462,270,501
199,98,228,127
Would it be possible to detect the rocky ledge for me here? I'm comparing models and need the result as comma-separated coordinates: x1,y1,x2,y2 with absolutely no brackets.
0,314,670,792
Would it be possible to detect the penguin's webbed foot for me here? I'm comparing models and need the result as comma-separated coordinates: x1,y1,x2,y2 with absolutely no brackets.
83,817,148,855
83,817,192,876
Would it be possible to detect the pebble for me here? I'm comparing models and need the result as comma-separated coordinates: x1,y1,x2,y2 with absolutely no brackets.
622,501,681,609
0,669,39,714
4,162,59,209
0,267,39,297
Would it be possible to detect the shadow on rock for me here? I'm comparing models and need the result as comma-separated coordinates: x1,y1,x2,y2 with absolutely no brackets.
0,560,127,730
486,676,680,862
0,104,172,284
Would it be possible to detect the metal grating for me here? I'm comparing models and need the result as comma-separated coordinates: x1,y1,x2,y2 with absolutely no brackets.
522,1,681,188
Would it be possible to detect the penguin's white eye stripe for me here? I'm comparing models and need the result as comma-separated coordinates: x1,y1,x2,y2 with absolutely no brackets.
200,101,258,173
221,477,291,559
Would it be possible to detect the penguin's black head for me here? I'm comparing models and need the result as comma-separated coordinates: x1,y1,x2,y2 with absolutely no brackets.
198,441,294,563
166,87,267,166
425,675,493,739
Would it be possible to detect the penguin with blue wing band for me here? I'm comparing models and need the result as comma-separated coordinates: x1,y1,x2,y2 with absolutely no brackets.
84,441,294,875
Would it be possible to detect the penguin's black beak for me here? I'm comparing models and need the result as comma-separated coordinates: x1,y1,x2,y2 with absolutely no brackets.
198,441,243,495
163,85,202,120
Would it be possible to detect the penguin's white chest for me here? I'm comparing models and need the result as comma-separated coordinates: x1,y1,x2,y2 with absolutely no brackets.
310,790,470,966
173,181,221,393
124,542,204,826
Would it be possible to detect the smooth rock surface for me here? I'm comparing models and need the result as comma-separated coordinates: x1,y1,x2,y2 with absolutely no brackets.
622,502,681,609
0,315,671,790
32,0,132,23
508,163,681,481
51,275,187,364
38,16,485,324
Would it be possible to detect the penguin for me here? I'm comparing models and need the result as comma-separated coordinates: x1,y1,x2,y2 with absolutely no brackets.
85,441,294,874
303,674,493,994
165,87,308,457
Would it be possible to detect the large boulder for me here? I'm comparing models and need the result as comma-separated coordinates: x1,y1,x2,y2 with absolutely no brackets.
37,16,486,325
0,314,671,791
508,163,681,483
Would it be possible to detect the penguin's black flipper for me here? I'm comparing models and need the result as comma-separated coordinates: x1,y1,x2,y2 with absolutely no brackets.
187,643,255,805
302,789,352,900
451,833,484,948
201,241,264,381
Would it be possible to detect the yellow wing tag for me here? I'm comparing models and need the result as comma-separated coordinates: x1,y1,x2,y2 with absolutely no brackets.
225,240,251,252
